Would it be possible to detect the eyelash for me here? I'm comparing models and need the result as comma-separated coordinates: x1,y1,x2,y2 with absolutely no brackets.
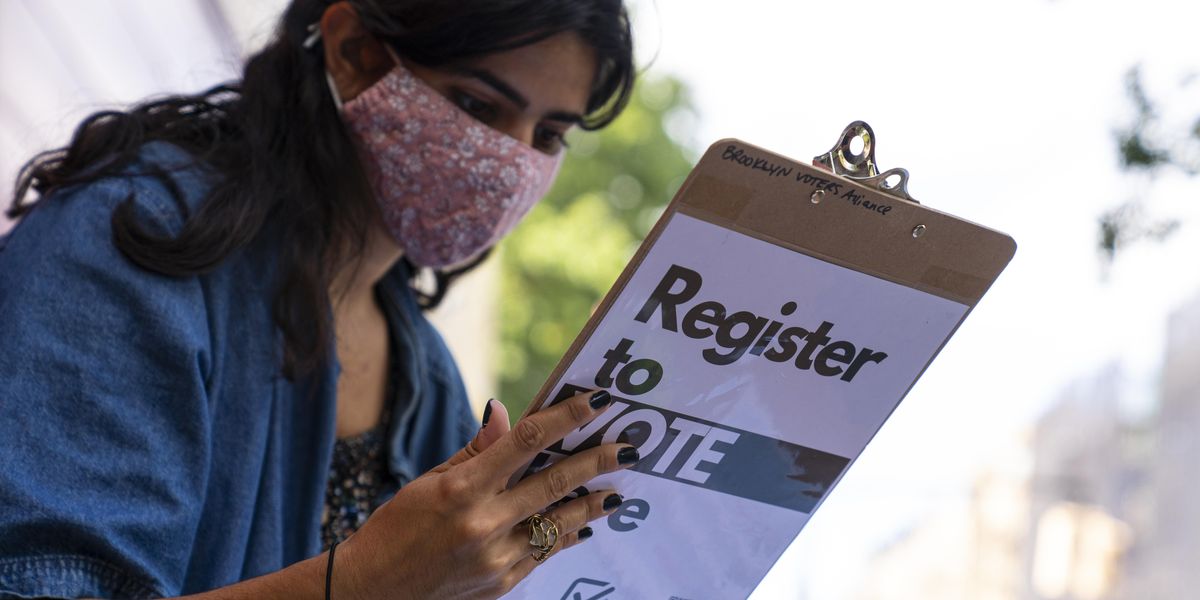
536,127,570,153
451,89,570,155
452,90,497,122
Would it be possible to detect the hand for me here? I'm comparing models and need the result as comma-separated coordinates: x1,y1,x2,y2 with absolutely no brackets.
334,390,635,600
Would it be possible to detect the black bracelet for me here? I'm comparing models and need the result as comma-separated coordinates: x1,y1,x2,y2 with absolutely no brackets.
325,541,338,600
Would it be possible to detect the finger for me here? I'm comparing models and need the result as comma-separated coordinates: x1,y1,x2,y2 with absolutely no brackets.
497,491,621,566
499,444,637,524
431,399,512,474
546,491,623,534
504,527,594,588
463,389,615,488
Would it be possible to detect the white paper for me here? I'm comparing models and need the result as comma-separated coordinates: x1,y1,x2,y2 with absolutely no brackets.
506,212,968,600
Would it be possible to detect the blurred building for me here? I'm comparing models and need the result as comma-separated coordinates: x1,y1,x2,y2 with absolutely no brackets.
967,445,1031,600
855,373,1148,600
1022,369,1145,600
855,445,1031,600
854,508,973,600
1145,292,1200,597
857,289,1200,600
1005,292,1200,599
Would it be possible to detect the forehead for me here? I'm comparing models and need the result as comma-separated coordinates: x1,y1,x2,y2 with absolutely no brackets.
460,32,597,115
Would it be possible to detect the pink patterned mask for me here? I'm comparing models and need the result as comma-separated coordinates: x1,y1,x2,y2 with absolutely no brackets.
334,53,563,268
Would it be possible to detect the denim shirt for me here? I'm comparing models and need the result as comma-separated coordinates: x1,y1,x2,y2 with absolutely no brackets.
0,143,478,598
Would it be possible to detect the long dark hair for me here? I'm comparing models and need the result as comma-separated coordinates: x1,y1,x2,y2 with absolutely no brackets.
7,0,634,379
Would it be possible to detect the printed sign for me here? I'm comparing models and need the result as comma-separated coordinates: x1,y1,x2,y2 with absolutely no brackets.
505,212,969,599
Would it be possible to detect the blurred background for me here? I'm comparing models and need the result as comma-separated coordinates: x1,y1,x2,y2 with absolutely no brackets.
2,0,1198,598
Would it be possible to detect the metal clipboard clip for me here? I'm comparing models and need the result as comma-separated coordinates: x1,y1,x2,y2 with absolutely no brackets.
813,121,919,205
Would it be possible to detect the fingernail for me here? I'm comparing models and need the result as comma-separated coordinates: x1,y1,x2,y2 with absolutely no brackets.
579,526,594,540
481,399,494,427
603,493,624,511
589,390,612,410
617,447,639,466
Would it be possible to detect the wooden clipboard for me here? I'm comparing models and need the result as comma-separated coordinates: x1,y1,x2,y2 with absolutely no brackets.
505,122,1016,600
522,122,1015,418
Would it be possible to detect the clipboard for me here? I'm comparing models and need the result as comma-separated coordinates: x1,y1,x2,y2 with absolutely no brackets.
505,122,1016,600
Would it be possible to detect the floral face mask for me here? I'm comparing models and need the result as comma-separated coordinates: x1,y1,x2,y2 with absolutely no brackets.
332,50,563,268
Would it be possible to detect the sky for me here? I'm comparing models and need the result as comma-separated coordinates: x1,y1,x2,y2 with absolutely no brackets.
2,0,1199,597
623,0,1199,597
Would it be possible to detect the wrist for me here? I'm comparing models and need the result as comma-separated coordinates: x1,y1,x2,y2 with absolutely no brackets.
329,534,368,600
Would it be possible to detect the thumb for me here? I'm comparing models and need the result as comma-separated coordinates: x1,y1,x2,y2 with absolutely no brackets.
441,399,511,470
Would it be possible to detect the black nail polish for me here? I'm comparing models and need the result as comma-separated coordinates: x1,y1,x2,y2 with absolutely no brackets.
481,399,493,427
579,526,594,540
588,390,612,410
617,447,639,466
603,493,624,511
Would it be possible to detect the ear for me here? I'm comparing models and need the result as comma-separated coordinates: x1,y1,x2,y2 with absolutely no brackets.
320,1,395,103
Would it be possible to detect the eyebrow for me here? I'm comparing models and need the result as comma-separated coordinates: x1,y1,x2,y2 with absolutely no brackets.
456,67,585,125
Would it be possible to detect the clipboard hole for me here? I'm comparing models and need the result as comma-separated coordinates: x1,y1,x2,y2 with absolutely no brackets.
810,189,825,204
912,224,927,238
882,173,902,190
848,134,865,158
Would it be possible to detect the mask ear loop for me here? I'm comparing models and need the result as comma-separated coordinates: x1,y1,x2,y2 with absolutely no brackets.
381,44,405,76
324,48,402,112
324,71,345,111
302,22,346,110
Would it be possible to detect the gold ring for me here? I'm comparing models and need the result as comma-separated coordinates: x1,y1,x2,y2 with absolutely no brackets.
525,513,560,562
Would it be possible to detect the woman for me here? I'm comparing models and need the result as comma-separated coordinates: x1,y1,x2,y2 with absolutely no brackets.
0,1,640,598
